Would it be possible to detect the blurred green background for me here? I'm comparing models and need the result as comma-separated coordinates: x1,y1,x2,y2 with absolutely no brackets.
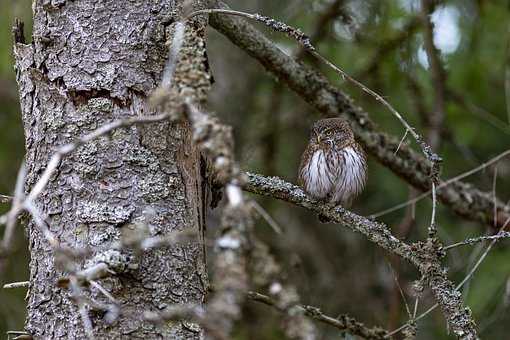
2,0,510,338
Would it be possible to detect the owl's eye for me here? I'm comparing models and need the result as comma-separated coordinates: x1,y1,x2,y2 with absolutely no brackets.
325,130,333,136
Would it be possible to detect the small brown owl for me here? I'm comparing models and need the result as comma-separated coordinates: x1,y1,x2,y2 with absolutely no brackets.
298,118,367,212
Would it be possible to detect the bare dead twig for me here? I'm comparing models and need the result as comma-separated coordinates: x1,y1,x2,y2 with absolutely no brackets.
443,231,510,251
69,277,95,340
0,111,176,336
388,264,412,319
3,281,29,289
251,201,283,234
0,194,12,203
492,166,499,228
370,149,510,219
1,163,26,251
447,89,510,136
161,22,186,88
0,112,174,254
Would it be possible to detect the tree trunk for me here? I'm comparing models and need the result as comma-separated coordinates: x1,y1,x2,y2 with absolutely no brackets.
14,0,210,338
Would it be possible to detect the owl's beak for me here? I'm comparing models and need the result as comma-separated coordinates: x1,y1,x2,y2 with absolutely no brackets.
316,135,321,144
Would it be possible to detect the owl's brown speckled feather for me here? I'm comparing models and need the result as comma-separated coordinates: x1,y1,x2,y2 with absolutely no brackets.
298,118,367,209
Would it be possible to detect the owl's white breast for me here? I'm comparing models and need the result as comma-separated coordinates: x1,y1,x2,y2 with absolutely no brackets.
331,146,367,205
300,145,366,205
301,149,335,199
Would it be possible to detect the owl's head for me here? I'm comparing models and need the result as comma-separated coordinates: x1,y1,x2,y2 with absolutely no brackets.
311,118,355,149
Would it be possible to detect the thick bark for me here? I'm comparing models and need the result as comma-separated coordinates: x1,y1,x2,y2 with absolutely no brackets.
14,0,210,338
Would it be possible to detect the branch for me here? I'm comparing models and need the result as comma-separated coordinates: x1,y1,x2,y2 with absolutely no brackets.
242,172,478,339
370,149,510,219
444,231,510,251
0,194,12,203
244,173,417,264
391,216,510,335
208,2,510,229
420,0,447,152
3,281,29,289
248,291,389,340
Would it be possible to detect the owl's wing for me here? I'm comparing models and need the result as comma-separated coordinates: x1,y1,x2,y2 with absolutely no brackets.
298,143,316,186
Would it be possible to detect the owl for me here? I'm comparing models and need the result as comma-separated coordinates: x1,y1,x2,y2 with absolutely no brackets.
298,118,367,212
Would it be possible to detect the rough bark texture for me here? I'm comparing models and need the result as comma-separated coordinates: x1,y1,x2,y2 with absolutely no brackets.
14,0,210,338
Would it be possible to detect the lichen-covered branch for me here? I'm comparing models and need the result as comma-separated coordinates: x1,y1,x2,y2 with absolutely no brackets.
208,2,510,230
444,231,510,251
242,172,479,339
244,173,419,265
248,291,388,340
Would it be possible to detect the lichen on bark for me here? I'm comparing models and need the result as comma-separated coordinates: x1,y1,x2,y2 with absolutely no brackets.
14,0,211,338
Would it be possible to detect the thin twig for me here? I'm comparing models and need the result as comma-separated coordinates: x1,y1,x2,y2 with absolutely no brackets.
370,149,510,219
23,200,58,247
1,163,27,251
456,217,510,290
251,201,283,234
429,182,438,238
0,194,12,203
3,281,29,289
69,277,95,340
161,22,186,88
493,166,498,228
413,298,419,319
90,280,118,304
388,263,412,319
1,113,174,259
394,129,409,155
443,231,510,251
